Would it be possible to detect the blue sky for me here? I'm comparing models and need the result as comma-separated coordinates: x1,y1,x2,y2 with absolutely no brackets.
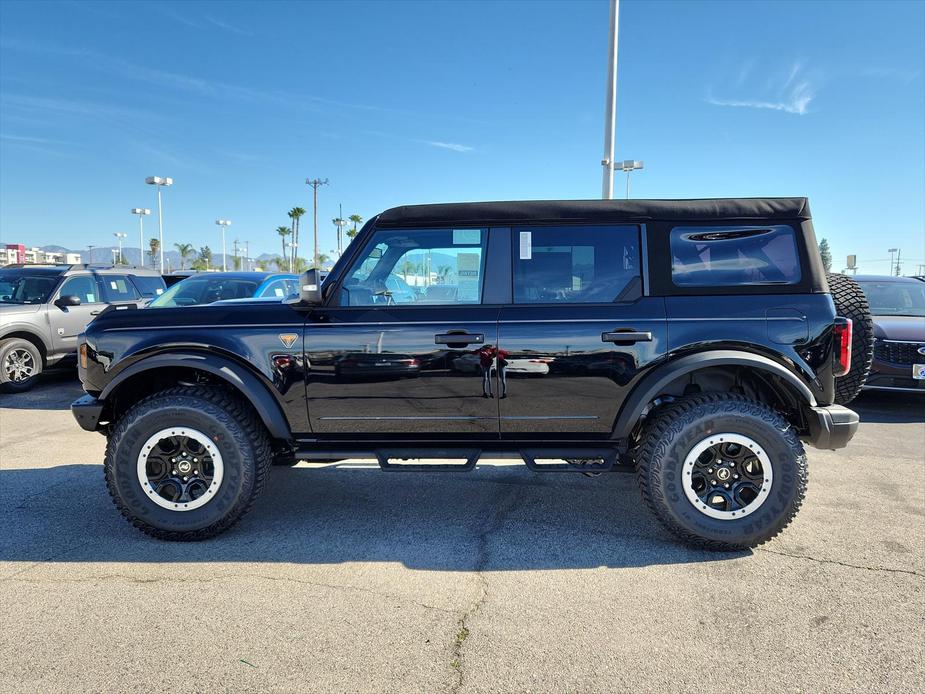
1,0,923,273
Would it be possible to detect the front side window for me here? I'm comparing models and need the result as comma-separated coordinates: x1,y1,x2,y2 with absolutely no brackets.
148,278,259,307
101,275,141,302
513,225,641,304
340,228,487,306
58,275,100,304
670,225,801,287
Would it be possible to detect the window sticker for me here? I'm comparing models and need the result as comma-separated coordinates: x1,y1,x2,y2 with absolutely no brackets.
519,231,532,260
274,288,284,297
110,281,118,289
457,252,481,302
453,229,481,245
87,294,96,303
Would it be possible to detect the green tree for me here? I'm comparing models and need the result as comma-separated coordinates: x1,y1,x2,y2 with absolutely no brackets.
191,246,213,271
276,226,292,271
174,243,195,270
437,265,452,283
818,238,832,272
347,214,363,241
231,255,242,271
288,207,306,267
399,259,417,282
148,238,160,269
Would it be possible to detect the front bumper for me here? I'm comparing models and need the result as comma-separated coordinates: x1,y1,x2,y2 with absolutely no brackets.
803,404,859,450
72,394,104,432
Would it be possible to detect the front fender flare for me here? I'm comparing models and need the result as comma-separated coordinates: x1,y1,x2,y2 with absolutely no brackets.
612,349,817,438
100,352,292,440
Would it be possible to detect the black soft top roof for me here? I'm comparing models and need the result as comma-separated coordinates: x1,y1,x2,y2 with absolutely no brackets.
376,197,811,228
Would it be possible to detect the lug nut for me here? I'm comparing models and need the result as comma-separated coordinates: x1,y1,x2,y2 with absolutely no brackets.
183,476,188,481
172,469,177,475
724,483,730,488
734,474,739,479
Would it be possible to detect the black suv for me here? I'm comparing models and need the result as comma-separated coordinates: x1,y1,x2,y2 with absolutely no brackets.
72,198,867,549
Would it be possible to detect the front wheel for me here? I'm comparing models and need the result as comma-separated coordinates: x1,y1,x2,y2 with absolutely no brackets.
0,338,43,393
104,386,272,540
635,394,807,550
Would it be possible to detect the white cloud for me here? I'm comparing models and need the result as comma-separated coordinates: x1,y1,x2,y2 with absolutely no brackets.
420,140,474,152
708,62,816,116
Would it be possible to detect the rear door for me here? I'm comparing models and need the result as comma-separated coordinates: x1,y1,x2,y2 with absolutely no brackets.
497,224,667,438
305,226,502,437
50,274,106,353
100,273,146,307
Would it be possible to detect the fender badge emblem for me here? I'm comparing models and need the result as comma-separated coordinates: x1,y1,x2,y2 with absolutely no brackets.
278,334,298,348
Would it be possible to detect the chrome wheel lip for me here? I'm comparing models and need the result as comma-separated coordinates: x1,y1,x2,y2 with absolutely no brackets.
3,348,36,382
682,433,773,521
136,427,224,512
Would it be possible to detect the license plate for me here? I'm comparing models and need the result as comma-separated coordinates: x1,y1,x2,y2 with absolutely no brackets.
914,364,925,380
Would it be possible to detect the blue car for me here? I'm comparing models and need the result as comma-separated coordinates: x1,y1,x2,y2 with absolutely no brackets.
147,272,299,308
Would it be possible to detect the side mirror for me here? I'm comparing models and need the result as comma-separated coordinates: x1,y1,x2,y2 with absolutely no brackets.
55,295,81,309
299,269,323,305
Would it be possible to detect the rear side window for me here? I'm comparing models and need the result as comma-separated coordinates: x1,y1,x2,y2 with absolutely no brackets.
670,225,801,287
130,275,166,298
513,225,640,304
102,275,141,302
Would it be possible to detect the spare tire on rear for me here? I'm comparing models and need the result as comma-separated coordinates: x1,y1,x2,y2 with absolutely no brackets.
827,273,874,405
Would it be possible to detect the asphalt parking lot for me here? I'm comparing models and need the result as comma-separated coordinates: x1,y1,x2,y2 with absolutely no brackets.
1,375,923,693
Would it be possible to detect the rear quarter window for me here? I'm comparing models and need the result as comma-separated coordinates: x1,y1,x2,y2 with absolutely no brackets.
670,225,801,287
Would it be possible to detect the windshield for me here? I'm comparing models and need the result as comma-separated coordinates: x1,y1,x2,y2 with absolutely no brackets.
0,272,60,304
148,277,260,308
858,281,925,317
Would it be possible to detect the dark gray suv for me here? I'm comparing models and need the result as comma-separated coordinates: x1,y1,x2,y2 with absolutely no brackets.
0,264,165,392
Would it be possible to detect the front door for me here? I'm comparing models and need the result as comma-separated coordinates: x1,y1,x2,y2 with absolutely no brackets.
497,224,667,438
305,226,501,437
51,274,106,354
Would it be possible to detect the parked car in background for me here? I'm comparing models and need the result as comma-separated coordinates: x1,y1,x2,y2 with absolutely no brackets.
854,275,925,393
0,264,165,392
147,272,299,308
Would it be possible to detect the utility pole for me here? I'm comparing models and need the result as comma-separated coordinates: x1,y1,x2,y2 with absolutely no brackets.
600,0,620,199
305,178,329,270
888,248,898,276
244,241,250,271
895,249,902,276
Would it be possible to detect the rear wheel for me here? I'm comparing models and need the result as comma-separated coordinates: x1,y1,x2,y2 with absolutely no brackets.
0,338,43,393
827,272,874,404
104,386,272,540
635,393,807,550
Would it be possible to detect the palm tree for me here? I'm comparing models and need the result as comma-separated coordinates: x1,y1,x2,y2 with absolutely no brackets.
174,243,194,270
148,238,160,269
347,214,363,241
399,259,417,283
437,265,452,283
288,207,305,268
276,226,291,271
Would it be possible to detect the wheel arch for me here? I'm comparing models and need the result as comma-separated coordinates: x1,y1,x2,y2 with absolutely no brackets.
612,349,817,439
100,352,292,441
0,330,49,365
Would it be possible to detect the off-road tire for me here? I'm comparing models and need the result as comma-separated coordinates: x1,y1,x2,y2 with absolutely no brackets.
635,393,808,551
827,272,874,405
104,386,272,540
0,337,43,393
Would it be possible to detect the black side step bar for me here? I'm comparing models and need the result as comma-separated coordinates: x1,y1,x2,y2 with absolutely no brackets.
376,448,481,471
520,448,619,473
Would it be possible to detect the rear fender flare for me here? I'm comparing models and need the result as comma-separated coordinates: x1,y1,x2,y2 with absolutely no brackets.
100,352,291,440
612,349,817,438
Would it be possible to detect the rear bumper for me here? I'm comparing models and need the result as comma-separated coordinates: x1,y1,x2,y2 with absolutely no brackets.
71,394,104,432
802,404,859,450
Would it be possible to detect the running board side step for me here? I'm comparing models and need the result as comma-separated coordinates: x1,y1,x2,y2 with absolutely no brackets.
376,448,481,471
520,448,619,473
373,447,620,472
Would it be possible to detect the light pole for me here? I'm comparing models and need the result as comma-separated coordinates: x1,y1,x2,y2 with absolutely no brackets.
600,0,620,199
215,219,231,271
616,160,644,198
130,208,151,267
113,232,127,265
306,178,329,270
145,177,173,271
888,248,898,275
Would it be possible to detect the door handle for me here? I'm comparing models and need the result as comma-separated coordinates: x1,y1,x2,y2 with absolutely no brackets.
602,330,652,344
435,333,484,346
90,310,102,316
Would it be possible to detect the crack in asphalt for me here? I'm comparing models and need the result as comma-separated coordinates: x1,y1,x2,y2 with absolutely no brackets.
6,571,456,613
448,485,524,694
758,547,925,579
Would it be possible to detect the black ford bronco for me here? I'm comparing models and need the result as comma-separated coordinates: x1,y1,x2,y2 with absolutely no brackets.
72,198,870,549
